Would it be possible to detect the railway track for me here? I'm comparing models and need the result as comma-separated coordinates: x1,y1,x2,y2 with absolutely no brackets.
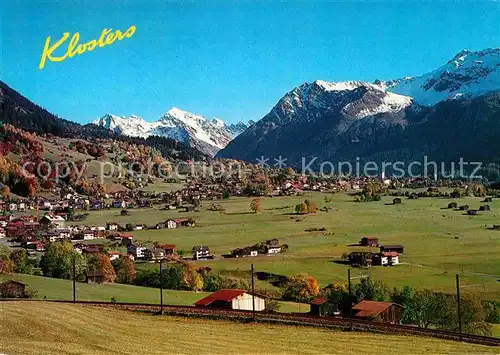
3,299,500,346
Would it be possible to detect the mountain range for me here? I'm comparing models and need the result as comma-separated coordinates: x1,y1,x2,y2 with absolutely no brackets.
0,81,208,161
93,109,254,156
217,48,500,173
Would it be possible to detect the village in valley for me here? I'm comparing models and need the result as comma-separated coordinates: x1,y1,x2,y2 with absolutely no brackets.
1,151,500,338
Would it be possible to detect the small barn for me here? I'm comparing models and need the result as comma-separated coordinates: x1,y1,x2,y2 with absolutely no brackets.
360,237,378,247
86,270,105,284
352,300,403,324
393,198,402,205
194,289,265,311
309,297,339,316
379,245,404,254
0,280,27,298
448,202,458,209
479,205,491,211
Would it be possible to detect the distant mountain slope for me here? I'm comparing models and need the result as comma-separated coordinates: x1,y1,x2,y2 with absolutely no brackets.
93,108,253,156
217,48,500,170
386,48,500,105
0,81,207,161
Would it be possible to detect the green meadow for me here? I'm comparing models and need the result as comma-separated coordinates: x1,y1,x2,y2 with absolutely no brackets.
67,191,500,300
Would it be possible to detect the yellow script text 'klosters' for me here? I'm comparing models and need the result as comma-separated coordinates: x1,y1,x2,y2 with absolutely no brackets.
39,26,136,70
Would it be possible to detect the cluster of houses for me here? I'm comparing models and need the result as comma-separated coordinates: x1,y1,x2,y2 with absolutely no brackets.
229,238,286,258
347,237,404,267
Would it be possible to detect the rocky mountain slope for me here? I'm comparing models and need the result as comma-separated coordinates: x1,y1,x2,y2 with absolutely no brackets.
217,48,500,173
94,108,253,156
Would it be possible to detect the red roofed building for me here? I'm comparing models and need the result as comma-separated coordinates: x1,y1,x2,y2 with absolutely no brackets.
194,289,265,311
352,300,403,324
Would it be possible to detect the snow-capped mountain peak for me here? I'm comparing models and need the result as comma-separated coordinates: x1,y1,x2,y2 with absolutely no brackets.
387,48,500,105
93,108,253,156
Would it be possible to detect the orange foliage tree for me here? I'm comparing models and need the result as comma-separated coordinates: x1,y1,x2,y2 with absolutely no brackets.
283,273,320,302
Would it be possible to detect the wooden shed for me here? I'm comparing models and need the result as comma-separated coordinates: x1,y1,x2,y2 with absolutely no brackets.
360,237,379,247
309,297,339,316
0,280,26,298
380,245,404,254
352,300,403,324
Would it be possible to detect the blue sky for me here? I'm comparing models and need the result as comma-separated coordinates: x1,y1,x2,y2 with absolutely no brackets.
2,1,499,125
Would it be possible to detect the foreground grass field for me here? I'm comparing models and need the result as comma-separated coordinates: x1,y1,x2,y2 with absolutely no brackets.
69,192,500,300
1,302,497,355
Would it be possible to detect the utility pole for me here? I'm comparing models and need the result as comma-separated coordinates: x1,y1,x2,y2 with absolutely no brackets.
251,264,256,320
348,268,353,331
456,273,462,339
160,259,164,315
72,255,76,303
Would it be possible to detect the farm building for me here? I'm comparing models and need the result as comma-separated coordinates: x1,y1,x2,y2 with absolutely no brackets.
39,214,65,228
348,252,374,267
86,270,105,284
194,289,265,311
448,202,458,209
360,237,378,247
352,300,403,324
393,198,402,204
265,239,281,254
192,245,211,260
372,251,399,266
309,297,339,316
0,280,27,298
379,245,404,254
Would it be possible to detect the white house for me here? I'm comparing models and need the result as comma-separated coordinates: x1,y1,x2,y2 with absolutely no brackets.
192,245,210,260
377,252,399,266
82,230,96,240
107,222,120,231
195,289,265,311
107,251,120,261
39,214,65,228
127,244,147,259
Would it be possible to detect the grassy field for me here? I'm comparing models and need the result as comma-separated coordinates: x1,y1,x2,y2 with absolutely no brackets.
66,192,500,300
0,274,305,313
1,301,497,355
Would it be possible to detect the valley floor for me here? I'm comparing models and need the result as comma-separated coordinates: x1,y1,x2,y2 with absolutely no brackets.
1,301,497,355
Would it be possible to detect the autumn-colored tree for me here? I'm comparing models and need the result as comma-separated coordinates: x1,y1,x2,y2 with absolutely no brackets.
112,257,135,284
182,262,204,291
304,199,317,213
89,253,116,283
250,198,262,213
283,273,320,302
295,202,308,214
0,185,10,199
286,167,295,175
